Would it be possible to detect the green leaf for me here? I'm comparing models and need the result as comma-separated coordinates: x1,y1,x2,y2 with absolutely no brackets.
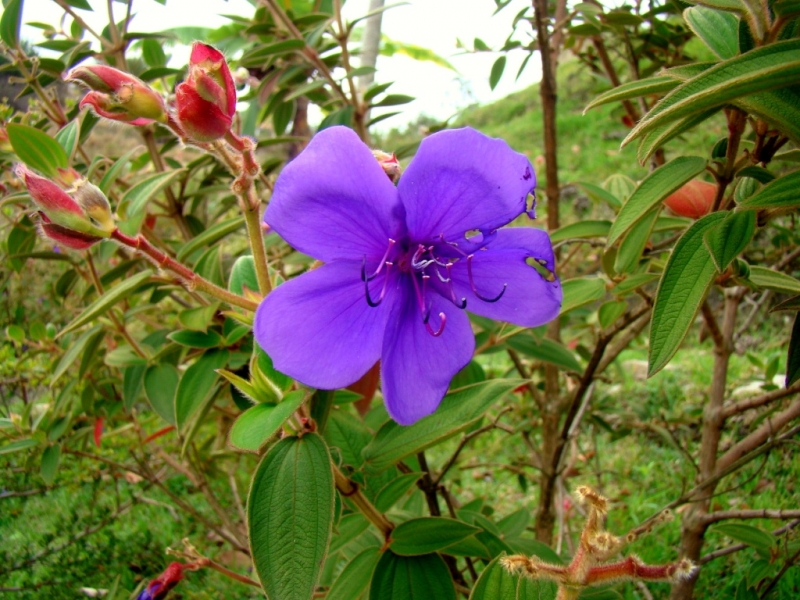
583,76,678,113
575,181,621,208
178,303,219,332
371,94,415,107
40,445,60,485
324,409,371,468
167,329,223,348
364,82,393,102
505,334,582,372
606,156,706,247
549,220,611,243
469,555,558,600
649,213,726,376
687,0,748,12
614,207,660,274
0,438,38,455
176,217,244,261
119,170,185,235
55,121,80,161
239,39,306,66
746,266,800,294
99,147,141,194
636,108,719,163
144,364,179,425
229,255,259,296
737,170,800,209
248,433,334,600
560,278,606,315
175,349,229,431
613,272,660,295
703,210,755,272
141,38,167,67
228,390,305,453
624,40,800,147
330,513,370,554
0,0,23,48
5,324,24,343
713,523,775,553
363,379,522,473
7,123,69,178
391,517,481,556
786,313,800,386
684,6,739,60
327,547,380,600
58,270,152,338
598,300,628,329
375,472,423,512
490,55,506,90
369,551,456,600
123,364,146,411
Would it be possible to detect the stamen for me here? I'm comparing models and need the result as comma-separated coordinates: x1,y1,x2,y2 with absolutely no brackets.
364,263,393,307
425,312,446,337
467,254,507,303
411,244,435,270
361,239,396,282
442,263,466,309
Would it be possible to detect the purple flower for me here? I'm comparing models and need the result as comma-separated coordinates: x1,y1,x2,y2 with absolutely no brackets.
254,127,562,425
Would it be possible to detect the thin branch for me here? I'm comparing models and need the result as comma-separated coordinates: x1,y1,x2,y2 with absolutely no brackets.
722,382,800,419
700,519,800,564
701,509,800,525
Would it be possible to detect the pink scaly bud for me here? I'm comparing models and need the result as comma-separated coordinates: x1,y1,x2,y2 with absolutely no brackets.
175,42,236,142
16,164,84,217
137,562,186,600
69,64,167,125
37,212,103,250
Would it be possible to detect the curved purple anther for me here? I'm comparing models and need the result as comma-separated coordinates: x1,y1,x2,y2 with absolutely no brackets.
362,239,396,282
364,263,393,307
467,254,507,303
425,312,446,337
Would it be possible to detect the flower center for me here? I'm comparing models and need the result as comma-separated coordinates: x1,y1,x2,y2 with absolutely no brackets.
361,236,508,337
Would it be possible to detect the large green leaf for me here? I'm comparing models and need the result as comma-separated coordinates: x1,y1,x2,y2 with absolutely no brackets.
0,0,23,48
7,123,69,178
118,170,185,235
712,523,775,554
607,156,706,247
374,472,423,512
505,333,583,372
390,517,481,556
583,77,678,114
327,547,380,600
703,210,755,272
144,364,179,425
746,266,800,294
58,270,152,338
175,349,229,431
624,40,800,147
362,379,522,473
684,6,739,60
614,207,660,274
248,433,334,600
559,278,606,315
649,213,726,376
737,170,800,209
176,217,244,261
228,390,305,453
369,551,456,600
469,555,558,600
636,108,719,163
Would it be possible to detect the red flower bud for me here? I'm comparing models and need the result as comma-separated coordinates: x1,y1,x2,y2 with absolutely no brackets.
372,150,402,183
663,179,716,219
175,43,236,142
69,64,167,125
137,562,185,600
37,212,103,249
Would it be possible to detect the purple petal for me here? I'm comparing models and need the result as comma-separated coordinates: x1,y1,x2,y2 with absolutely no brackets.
265,127,403,262
397,128,535,242
254,261,393,389
381,281,475,425
449,227,562,327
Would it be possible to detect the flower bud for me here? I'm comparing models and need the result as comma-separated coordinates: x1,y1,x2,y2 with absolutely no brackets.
137,562,185,600
175,43,236,142
372,150,402,183
16,165,112,248
69,64,167,125
663,179,716,219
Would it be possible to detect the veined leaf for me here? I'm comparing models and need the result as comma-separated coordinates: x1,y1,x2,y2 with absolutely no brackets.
583,76,678,113
176,217,244,261
228,390,305,453
614,207,660,274
370,551,456,600
99,147,142,194
390,517,481,556
737,170,800,209
607,156,706,247
549,220,610,243
51,325,103,385
649,213,726,376
624,39,800,147
703,210,755,272
746,266,800,294
687,0,748,12
175,349,228,431
574,181,621,208
58,270,152,338
7,123,68,178
636,108,719,163
55,121,79,161
248,434,334,600
144,364,179,425
326,547,380,600
119,170,185,235
469,555,558,600
362,379,522,473
684,6,739,59
0,0,23,48
560,278,606,315
505,333,583,372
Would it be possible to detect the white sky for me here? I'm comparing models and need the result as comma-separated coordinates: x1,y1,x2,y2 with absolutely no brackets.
21,0,541,131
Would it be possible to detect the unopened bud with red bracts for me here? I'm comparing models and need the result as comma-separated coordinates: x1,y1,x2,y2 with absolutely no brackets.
175,42,236,142
16,164,114,249
663,179,716,219
372,149,402,183
69,64,168,125
137,562,186,600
